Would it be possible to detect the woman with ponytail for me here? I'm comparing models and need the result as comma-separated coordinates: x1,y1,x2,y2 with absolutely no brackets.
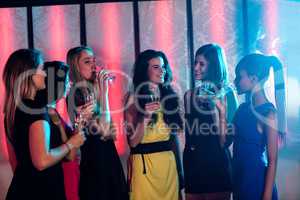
233,54,286,200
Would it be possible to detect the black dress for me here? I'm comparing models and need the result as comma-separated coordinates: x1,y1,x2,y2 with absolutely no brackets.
6,99,66,200
79,137,128,200
183,91,232,194
68,89,128,200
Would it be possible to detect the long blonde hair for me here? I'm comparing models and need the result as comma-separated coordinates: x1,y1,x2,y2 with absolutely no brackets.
3,49,43,145
66,46,102,122
67,46,94,84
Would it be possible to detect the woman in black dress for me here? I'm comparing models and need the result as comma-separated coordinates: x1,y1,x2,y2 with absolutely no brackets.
3,51,85,200
183,44,238,200
66,46,128,200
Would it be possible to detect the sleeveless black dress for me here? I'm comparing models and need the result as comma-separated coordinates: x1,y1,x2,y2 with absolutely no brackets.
68,89,128,200
183,91,232,194
6,99,66,200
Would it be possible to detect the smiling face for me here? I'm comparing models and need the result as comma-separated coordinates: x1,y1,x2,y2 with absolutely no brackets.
147,56,166,84
194,54,209,81
77,50,96,81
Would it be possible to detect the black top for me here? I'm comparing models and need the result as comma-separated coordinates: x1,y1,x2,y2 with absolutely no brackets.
6,99,66,200
68,88,128,200
183,90,232,193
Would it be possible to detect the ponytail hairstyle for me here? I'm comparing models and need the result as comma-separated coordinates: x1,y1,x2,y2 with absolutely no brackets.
3,49,43,145
270,56,287,141
236,53,287,139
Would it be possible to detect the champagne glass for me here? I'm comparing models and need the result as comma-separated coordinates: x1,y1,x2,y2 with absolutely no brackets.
95,60,115,83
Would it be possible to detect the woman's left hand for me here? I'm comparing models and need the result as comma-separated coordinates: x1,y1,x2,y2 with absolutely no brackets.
76,101,96,121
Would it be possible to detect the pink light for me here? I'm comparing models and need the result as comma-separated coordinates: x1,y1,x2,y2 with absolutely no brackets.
98,3,126,155
0,8,15,161
153,1,177,83
0,9,15,62
264,0,278,54
208,0,226,46
47,6,66,60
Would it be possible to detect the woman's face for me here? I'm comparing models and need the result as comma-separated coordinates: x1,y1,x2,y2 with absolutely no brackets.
32,63,46,91
147,56,166,84
234,69,253,94
77,50,96,81
194,54,209,81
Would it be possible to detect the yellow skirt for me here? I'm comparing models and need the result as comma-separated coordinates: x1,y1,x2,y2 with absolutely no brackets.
129,150,178,200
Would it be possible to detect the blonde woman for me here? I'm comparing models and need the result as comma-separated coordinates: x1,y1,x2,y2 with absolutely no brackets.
66,46,128,200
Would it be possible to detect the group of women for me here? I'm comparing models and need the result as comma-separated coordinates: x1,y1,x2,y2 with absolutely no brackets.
3,43,286,200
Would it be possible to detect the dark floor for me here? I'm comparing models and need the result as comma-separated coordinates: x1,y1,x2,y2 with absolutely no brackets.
1,139,300,200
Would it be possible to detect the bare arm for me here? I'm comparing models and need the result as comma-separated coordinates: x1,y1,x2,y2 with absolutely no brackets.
29,120,85,171
60,129,80,161
215,97,227,147
263,111,278,200
97,70,112,135
126,113,149,148
124,94,149,147
223,87,239,148
170,130,184,191
48,108,78,161
99,90,111,134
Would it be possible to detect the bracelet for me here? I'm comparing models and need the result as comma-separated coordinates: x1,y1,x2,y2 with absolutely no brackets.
65,142,73,152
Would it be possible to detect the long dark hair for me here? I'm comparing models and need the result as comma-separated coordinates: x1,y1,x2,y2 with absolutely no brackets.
3,49,43,144
236,53,286,138
132,49,183,130
195,43,229,88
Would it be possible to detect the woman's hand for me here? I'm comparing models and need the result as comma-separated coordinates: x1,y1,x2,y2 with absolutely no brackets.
214,97,226,116
76,101,96,121
96,69,114,123
101,121,117,141
214,97,227,147
144,101,160,124
66,130,86,149
97,69,114,96
29,120,85,171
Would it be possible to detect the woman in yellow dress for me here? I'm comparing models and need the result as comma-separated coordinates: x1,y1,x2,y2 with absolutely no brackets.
124,50,184,200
